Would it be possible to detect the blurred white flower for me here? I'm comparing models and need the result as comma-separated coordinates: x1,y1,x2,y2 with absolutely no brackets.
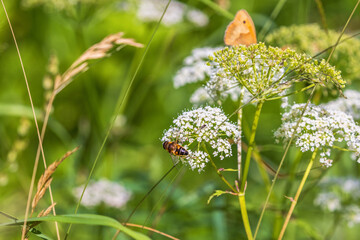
275,104,360,167
315,177,360,227
281,96,289,108
174,47,221,88
314,192,341,212
162,106,240,172
137,0,184,26
137,0,208,27
345,205,360,227
190,87,214,105
73,179,131,208
186,9,209,27
322,90,360,121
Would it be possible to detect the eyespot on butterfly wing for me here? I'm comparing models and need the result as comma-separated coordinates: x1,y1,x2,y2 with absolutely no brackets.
224,9,257,46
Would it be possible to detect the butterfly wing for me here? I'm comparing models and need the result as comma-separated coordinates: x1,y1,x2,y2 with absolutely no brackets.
224,9,257,46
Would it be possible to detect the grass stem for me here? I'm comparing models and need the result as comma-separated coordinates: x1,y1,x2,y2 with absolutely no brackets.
277,148,318,240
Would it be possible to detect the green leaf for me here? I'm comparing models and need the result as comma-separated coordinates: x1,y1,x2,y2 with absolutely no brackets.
0,214,151,240
28,227,53,240
207,190,229,204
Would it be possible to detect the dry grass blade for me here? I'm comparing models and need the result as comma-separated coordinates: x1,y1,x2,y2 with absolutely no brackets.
30,146,79,216
25,202,58,231
54,32,143,95
37,203,57,218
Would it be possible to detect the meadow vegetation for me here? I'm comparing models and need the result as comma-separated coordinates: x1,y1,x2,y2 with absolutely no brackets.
1,0,360,239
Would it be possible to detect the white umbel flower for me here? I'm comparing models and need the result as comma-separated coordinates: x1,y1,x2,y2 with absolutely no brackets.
275,104,360,167
208,43,345,102
162,106,240,172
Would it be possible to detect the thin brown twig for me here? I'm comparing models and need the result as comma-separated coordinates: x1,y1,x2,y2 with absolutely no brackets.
124,223,180,240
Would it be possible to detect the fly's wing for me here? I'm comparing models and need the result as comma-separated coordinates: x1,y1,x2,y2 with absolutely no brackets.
170,155,181,169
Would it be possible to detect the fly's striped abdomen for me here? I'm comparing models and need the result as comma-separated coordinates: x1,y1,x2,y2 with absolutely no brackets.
175,147,188,156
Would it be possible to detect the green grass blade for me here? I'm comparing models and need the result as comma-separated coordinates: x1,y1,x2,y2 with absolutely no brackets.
0,103,42,118
0,214,151,240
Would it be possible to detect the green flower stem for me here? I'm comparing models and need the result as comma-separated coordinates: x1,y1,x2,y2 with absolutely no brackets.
238,194,254,240
204,145,236,192
332,145,351,152
237,87,245,181
240,100,264,192
278,148,318,240
265,84,315,101
210,158,236,192
242,118,271,191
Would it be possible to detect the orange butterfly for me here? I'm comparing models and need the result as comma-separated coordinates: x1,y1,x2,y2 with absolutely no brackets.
224,9,257,46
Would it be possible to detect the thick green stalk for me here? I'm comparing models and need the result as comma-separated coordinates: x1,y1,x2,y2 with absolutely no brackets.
278,149,318,240
238,194,254,240
240,100,264,191
237,100,263,240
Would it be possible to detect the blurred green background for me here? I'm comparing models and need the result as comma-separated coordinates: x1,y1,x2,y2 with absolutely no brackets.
1,0,360,239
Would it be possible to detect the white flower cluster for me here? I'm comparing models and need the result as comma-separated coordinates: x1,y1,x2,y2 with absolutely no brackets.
314,178,360,227
322,90,360,121
73,179,131,208
162,106,240,172
274,103,360,167
174,47,221,88
136,0,208,27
